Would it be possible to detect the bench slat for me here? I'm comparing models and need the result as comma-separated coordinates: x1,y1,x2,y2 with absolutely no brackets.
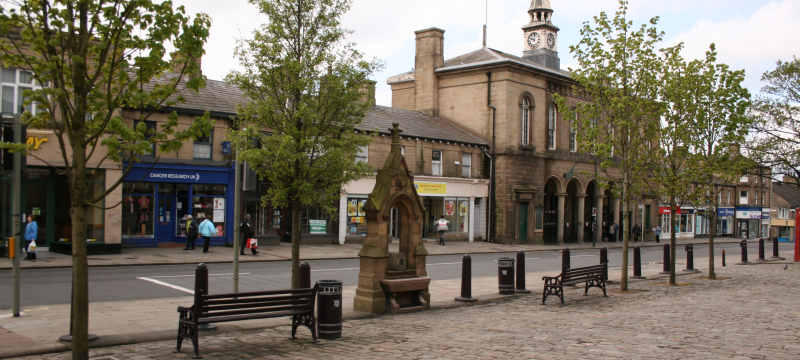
196,310,307,324
203,294,312,306
201,288,315,300
204,299,312,312
202,304,309,318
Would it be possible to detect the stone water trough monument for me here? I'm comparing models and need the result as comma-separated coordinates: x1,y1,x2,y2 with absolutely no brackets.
353,123,431,314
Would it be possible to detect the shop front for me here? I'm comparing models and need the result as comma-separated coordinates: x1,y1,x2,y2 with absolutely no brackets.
121,164,233,247
716,207,734,237
340,176,488,244
658,206,695,239
735,207,762,239
694,207,709,237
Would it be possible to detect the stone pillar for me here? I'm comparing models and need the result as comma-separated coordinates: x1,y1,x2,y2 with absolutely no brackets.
414,28,445,117
557,193,566,245
595,195,605,243
576,194,586,244
613,197,620,224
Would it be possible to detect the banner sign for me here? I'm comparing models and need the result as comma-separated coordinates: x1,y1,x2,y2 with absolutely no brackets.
414,181,447,196
717,208,735,217
124,167,229,184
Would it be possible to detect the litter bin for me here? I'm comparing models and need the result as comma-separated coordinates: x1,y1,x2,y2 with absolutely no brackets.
498,257,515,295
316,280,343,340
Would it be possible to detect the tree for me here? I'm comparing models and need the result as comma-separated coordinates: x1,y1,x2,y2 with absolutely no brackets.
555,0,662,291
226,0,380,289
0,1,212,358
747,56,800,183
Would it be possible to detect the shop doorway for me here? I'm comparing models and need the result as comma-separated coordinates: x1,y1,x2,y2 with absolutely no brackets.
423,198,442,239
157,197,174,241
23,182,51,249
518,202,528,242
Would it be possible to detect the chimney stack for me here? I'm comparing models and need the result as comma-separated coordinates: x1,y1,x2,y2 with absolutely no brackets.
413,28,445,117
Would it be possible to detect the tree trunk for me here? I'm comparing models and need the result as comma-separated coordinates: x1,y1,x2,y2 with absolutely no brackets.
669,201,677,286
71,180,89,359
620,177,629,291
291,199,301,289
708,206,716,280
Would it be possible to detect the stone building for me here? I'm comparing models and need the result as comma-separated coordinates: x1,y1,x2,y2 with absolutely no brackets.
387,0,650,244
770,181,799,242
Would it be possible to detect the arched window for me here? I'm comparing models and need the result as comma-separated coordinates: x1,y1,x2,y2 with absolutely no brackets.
547,104,557,150
521,97,531,145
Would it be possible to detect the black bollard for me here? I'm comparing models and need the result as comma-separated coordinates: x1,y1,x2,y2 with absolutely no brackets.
515,250,531,294
630,245,645,279
722,249,727,267
498,257,515,295
316,280,343,340
299,262,311,289
660,243,671,274
562,247,571,270
195,263,216,330
600,247,612,283
455,255,477,301
756,238,766,262
683,243,698,272
771,237,785,260
736,239,750,265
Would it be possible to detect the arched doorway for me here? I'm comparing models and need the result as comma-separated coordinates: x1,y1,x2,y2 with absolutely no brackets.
585,180,598,243
602,183,616,242
564,179,580,244
542,178,560,245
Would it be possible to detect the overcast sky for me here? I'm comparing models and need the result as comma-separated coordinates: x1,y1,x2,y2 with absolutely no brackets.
172,0,800,107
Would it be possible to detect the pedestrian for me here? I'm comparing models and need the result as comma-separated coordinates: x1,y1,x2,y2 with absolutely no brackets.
24,215,37,260
609,221,617,242
240,214,258,255
653,225,661,243
436,215,450,246
633,223,642,242
198,215,217,253
183,215,198,250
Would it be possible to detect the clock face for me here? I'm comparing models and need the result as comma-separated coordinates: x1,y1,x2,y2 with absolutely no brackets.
527,33,541,49
547,33,556,49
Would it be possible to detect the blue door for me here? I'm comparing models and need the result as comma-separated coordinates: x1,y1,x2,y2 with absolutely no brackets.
157,197,174,242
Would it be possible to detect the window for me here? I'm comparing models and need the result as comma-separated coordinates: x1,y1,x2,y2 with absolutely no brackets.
1,67,46,116
521,97,531,146
134,120,156,156
461,153,471,178
610,128,615,157
740,175,749,183
194,130,212,159
432,150,442,176
779,208,789,219
346,197,368,235
569,116,577,153
727,190,731,204
740,191,748,205
754,191,759,205
122,182,155,238
547,104,556,150
356,145,368,163
400,146,404,156
717,191,722,204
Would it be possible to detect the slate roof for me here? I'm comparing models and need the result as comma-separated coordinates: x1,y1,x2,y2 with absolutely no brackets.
132,73,249,118
360,106,488,146
387,47,571,84
772,182,800,207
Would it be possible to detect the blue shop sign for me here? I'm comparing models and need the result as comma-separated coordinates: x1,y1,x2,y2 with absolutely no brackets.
762,211,770,220
125,168,229,184
717,208,734,216
221,142,231,155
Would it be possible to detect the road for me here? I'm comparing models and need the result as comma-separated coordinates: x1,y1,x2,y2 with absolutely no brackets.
0,242,793,309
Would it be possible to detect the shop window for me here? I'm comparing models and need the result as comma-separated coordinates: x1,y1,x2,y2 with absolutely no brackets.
547,104,556,150
432,150,442,176
739,191,748,205
461,153,471,178
356,145,367,163
244,196,281,236
193,184,227,196
122,181,155,238
301,203,331,235
176,184,189,236
521,97,531,146
1,67,46,116
443,197,470,233
194,131,212,160
192,190,226,236
134,120,156,156
661,214,671,234
346,197,367,236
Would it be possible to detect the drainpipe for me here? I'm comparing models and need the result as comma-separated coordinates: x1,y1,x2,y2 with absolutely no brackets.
487,72,496,243
483,148,493,242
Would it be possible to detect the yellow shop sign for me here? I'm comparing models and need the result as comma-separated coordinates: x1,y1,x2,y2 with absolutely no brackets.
26,136,49,150
414,181,447,195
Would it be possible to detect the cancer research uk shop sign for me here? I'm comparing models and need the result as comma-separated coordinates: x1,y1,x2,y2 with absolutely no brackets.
124,167,229,184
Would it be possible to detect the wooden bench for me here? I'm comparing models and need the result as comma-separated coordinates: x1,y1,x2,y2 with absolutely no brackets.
542,263,608,305
175,264,318,359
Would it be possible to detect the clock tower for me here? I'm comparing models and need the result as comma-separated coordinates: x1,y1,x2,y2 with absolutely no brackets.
522,0,560,70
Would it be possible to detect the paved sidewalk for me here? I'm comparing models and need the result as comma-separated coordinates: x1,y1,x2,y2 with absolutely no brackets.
5,258,797,358
0,236,747,270
0,245,785,359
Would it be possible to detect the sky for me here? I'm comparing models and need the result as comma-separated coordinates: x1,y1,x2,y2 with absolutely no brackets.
173,0,800,107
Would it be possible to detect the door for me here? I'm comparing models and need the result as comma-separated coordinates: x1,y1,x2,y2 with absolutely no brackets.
23,183,51,248
157,197,174,242
518,203,528,243
644,205,651,241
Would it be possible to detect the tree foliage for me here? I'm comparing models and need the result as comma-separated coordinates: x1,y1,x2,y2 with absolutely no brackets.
555,0,662,291
747,56,800,183
0,1,212,358
226,0,381,289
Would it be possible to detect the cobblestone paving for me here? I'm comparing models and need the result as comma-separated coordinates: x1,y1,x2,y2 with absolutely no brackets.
17,263,800,359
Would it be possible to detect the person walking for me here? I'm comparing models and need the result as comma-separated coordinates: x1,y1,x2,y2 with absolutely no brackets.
653,225,661,243
633,223,642,242
609,221,617,242
239,214,258,255
436,216,450,246
198,215,217,253
24,215,38,260
183,215,198,250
